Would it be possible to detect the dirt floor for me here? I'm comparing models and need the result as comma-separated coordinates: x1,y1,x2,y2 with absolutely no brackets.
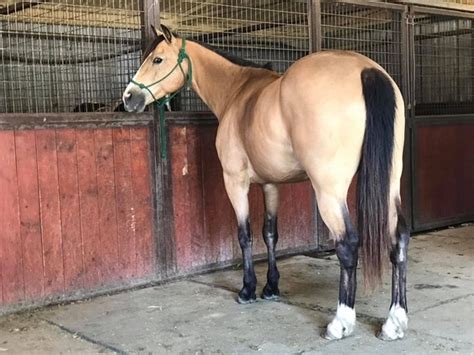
0,225,472,354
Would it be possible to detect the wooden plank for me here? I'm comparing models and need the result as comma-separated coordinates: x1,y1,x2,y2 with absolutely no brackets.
130,127,155,276
0,131,24,304
56,129,84,290
0,112,153,131
36,130,64,295
200,126,235,264
186,127,206,267
76,129,102,287
414,123,474,229
95,129,120,282
170,126,205,270
279,182,315,251
170,126,193,270
15,131,44,299
113,128,136,279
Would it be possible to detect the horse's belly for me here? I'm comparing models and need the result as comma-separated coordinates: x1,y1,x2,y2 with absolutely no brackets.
246,142,308,184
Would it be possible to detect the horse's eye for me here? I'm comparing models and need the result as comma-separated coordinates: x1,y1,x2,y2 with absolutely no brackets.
153,57,163,64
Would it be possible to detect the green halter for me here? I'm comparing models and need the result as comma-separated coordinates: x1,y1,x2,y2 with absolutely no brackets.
130,38,193,160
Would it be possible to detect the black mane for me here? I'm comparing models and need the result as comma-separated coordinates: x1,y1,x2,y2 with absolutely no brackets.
142,35,165,59
194,40,273,70
142,35,272,71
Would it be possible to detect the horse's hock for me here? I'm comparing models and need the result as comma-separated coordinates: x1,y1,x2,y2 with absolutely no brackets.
0,0,473,320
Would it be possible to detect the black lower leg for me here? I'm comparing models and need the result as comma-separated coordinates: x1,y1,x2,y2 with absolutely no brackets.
335,212,359,308
238,219,257,303
262,212,280,299
390,211,410,311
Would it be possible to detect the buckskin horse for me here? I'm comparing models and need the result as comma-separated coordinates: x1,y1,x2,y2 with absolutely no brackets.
122,25,409,341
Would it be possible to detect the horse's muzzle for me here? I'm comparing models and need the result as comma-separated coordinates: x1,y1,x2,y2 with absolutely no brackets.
123,89,146,113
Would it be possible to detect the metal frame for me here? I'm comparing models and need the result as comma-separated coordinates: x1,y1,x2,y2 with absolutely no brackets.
409,6,473,231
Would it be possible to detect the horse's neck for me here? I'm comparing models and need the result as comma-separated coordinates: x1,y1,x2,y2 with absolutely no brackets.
187,41,261,119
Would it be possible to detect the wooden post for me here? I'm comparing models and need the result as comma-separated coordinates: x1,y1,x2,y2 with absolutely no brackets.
141,0,177,277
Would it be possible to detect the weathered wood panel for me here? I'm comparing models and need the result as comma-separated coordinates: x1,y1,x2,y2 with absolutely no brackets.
169,124,316,272
113,128,137,280
0,126,155,309
95,129,120,282
130,128,155,276
76,130,102,287
0,131,23,304
414,122,474,229
36,130,65,295
57,129,84,291
16,131,44,299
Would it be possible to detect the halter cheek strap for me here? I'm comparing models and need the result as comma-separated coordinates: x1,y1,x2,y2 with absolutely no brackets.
129,38,193,161
130,37,193,108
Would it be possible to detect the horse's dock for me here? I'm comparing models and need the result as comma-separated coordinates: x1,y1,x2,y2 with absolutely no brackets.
1,225,472,353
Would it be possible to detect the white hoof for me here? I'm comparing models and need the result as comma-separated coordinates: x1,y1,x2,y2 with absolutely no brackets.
325,304,356,340
379,304,408,341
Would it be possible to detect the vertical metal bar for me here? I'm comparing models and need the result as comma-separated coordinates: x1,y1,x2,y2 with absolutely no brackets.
406,5,417,230
400,5,413,231
309,0,322,53
307,0,323,248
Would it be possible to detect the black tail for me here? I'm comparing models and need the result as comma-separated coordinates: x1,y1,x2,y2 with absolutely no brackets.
358,68,397,288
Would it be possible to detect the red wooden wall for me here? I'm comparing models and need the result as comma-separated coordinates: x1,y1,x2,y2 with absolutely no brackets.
168,124,317,272
0,127,155,307
413,123,474,229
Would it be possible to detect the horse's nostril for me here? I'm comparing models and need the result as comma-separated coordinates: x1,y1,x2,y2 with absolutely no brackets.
124,92,132,100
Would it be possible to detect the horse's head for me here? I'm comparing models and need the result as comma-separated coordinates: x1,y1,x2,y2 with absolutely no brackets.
123,25,190,112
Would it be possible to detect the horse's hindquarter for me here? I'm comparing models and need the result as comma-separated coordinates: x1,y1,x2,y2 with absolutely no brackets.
279,51,377,190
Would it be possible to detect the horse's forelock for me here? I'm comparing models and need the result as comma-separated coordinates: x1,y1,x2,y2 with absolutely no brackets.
141,31,181,62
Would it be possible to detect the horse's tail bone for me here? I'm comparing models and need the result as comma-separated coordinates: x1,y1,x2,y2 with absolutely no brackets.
358,68,396,288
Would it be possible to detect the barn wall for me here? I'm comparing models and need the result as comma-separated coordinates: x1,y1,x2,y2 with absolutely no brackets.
0,125,155,308
167,120,317,272
412,119,474,230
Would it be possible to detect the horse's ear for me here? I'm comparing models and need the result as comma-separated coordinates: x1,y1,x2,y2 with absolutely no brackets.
160,24,174,44
150,25,162,39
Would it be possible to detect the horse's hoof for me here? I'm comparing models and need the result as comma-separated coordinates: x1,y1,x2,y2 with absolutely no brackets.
324,305,356,340
237,288,256,304
261,284,280,300
379,305,408,341
324,322,350,340
237,295,256,304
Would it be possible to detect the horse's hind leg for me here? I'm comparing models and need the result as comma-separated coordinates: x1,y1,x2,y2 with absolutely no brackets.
223,172,257,304
379,202,410,340
261,184,280,300
314,189,359,340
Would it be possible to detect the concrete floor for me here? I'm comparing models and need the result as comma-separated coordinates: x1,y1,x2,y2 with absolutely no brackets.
1,226,473,354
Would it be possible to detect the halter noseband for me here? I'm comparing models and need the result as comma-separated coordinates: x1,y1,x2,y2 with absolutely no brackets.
130,37,193,108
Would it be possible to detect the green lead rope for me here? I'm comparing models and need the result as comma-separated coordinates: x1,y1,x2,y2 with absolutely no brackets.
130,38,193,160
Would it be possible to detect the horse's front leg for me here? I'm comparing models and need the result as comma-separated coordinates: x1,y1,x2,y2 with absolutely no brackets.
261,184,280,300
223,172,256,304
379,208,410,340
